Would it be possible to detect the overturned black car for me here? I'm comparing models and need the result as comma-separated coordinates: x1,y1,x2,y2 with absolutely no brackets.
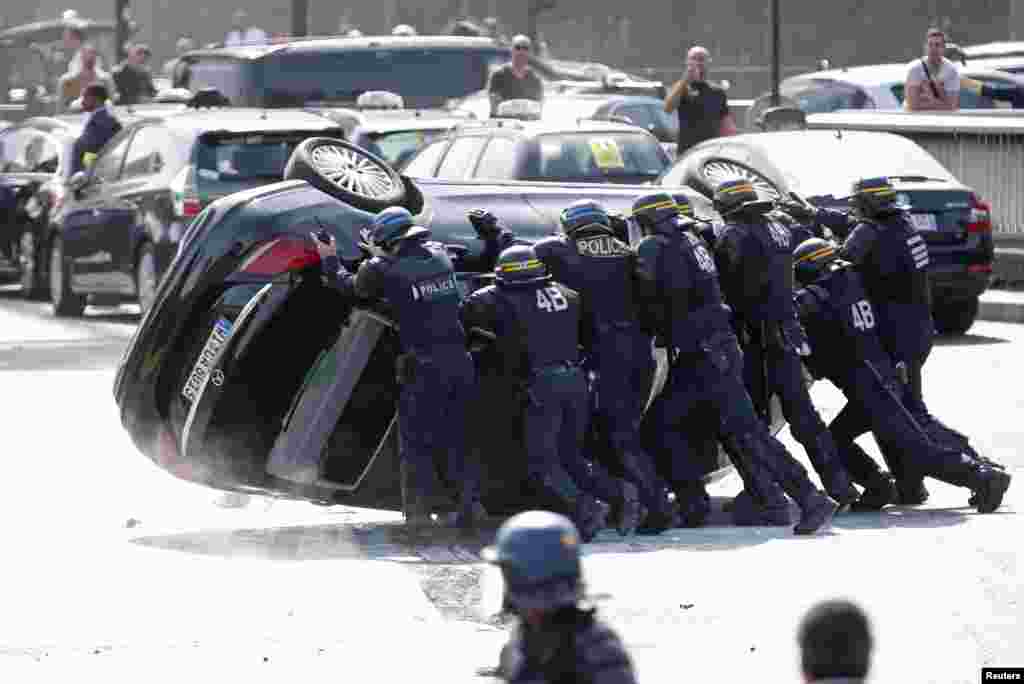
113,138,765,514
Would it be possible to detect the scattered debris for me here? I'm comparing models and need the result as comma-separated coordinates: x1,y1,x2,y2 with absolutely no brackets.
680,603,694,610
750,646,756,652
125,518,142,529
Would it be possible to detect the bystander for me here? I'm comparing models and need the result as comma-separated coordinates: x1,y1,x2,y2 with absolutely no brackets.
904,28,960,111
662,46,737,156
113,44,157,105
488,35,544,116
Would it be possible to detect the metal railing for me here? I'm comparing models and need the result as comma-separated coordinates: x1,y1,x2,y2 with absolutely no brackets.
806,110,1024,237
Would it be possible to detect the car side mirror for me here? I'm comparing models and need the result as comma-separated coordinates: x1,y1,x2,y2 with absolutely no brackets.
68,171,90,193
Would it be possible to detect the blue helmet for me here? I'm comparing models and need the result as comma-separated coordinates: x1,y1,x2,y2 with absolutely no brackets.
793,237,840,286
559,199,610,235
671,192,694,219
632,192,686,235
495,244,549,286
850,176,904,217
713,178,773,217
369,206,428,248
482,511,583,612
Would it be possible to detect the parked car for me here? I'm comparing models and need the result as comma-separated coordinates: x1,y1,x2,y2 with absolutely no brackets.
961,56,1024,76
959,41,1024,61
43,106,343,316
658,130,994,334
403,108,671,185
112,138,746,514
310,91,476,169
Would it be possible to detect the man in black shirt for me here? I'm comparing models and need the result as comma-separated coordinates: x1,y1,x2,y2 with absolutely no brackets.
488,34,544,116
113,44,157,106
663,46,737,156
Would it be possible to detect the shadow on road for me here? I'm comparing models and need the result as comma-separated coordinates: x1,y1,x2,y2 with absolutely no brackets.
833,504,970,531
934,332,1010,347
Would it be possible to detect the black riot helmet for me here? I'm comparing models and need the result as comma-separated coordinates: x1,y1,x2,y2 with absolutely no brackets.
632,192,692,236
793,237,840,286
849,176,905,218
482,511,583,613
495,244,550,287
713,178,774,218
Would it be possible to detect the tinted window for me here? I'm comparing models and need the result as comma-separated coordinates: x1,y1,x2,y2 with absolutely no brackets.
781,79,873,112
615,104,656,129
121,126,175,178
183,59,250,102
402,139,449,177
195,131,329,196
257,48,505,108
473,136,519,179
0,128,37,172
436,136,488,180
90,129,133,183
525,132,669,181
358,129,448,167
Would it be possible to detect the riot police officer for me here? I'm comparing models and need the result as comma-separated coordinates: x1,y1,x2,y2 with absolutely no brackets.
483,511,638,684
317,207,481,528
631,193,838,535
530,199,678,533
459,245,644,541
792,238,1011,513
712,180,859,512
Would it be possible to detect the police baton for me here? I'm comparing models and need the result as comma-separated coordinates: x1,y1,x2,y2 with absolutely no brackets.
861,358,927,437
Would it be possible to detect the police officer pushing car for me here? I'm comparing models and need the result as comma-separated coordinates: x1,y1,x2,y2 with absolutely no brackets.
460,245,644,542
316,207,482,529
483,511,638,684
712,179,859,513
631,193,838,535
792,238,1011,514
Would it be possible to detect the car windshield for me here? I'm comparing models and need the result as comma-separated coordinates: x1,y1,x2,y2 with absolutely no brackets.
524,131,668,181
194,131,328,195
257,48,505,109
781,79,873,112
361,129,449,167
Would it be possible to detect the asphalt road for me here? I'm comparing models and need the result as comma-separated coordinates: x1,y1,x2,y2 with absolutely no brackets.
0,286,1020,683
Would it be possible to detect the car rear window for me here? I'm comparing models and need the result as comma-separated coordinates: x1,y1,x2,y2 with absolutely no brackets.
781,79,874,112
525,132,669,181
360,129,448,167
194,131,335,194
257,48,505,109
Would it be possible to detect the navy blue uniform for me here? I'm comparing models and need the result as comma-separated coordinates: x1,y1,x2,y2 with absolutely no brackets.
534,228,668,519
460,279,624,528
497,607,637,684
72,106,122,173
715,215,854,503
634,226,833,532
323,237,476,513
795,264,1003,499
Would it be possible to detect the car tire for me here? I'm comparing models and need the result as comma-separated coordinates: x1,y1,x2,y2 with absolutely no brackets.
49,235,86,317
283,137,406,212
18,228,47,300
135,242,158,316
694,157,781,201
934,297,979,336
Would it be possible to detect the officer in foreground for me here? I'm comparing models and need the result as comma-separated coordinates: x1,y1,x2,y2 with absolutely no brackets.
631,193,838,534
483,511,637,684
797,599,874,683
792,238,1011,513
316,207,481,528
460,245,643,541
837,176,988,504
712,180,858,513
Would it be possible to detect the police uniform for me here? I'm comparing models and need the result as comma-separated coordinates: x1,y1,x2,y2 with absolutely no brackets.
322,208,478,525
484,512,638,684
631,193,838,535
712,180,858,509
534,200,676,532
793,239,1011,514
460,246,640,541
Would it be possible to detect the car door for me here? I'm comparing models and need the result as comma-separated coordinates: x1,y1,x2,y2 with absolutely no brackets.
63,127,133,292
434,135,488,180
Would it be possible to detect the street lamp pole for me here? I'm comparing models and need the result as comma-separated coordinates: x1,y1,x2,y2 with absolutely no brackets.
291,0,309,38
771,0,780,105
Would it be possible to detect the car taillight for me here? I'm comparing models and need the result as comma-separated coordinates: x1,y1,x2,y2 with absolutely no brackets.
967,193,992,233
170,164,202,218
238,237,322,275
968,264,993,274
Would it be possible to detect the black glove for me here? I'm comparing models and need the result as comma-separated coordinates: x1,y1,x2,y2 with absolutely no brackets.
467,209,502,240
778,201,817,223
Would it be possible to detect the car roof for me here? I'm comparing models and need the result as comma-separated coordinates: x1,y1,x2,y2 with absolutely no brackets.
963,56,1024,71
151,108,344,134
453,118,654,137
322,107,474,130
784,63,910,88
0,17,116,45
962,41,1024,59
183,35,503,61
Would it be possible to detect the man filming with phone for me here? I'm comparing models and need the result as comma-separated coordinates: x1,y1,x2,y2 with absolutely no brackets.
904,28,960,111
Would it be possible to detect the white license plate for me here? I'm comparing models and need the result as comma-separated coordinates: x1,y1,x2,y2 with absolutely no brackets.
909,213,938,231
182,318,233,403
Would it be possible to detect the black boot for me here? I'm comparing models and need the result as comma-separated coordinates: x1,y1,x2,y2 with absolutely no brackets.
721,439,791,526
609,479,646,537
576,495,612,542
805,432,860,511
401,460,436,528
967,466,1012,514
895,479,930,505
673,481,712,528
636,487,679,535
850,470,896,512
530,470,609,542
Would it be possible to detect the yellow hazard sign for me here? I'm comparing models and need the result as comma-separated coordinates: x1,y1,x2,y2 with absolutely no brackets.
589,138,625,169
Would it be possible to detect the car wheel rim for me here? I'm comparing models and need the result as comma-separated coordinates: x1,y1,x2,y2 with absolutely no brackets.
49,242,62,302
701,160,780,200
19,232,35,288
309,143,399,199
138,251,157,313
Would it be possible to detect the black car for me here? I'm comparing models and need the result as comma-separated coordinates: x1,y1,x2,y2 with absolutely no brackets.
112,138,746,514
45,106,343,316
658,129,994,334
402,115,671,185
173,36,584,111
